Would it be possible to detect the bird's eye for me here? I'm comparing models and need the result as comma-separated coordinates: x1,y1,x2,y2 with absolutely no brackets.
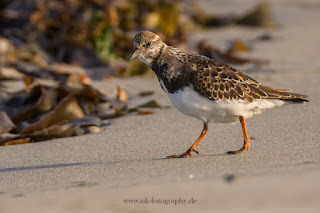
147,41,152,46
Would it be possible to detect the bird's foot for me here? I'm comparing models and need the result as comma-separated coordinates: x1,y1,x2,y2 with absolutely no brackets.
226,147,249,155
167,147,199,159
226,137,254,155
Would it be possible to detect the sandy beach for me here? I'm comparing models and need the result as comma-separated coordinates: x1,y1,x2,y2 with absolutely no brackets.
1,0,320,212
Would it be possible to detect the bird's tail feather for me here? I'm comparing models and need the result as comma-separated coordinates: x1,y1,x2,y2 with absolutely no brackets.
259,85,309,103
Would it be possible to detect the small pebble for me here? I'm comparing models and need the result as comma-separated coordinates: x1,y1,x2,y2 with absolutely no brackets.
224,174,237,183
86,126,102,133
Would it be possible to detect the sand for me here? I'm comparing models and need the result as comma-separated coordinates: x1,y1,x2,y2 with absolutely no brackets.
1,0,320,212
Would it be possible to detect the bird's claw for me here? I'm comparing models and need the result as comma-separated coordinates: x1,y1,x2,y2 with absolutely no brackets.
166,147,199,158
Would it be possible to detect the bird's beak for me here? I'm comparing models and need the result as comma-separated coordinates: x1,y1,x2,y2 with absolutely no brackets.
128,48,139,60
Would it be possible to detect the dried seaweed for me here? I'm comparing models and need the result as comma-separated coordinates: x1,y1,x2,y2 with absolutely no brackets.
0,81,112,145
136,100,161,108
0,0,276,81
137,110,154,115
3,138,30,146
227,39,252,53
0,112,15,134
116,85,128,102
237,3,276,28
138,91,155,97
192,2,276,28
0,0,190,79
197,40,269,66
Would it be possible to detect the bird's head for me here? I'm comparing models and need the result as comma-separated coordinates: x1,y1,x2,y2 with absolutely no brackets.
128,31,164,66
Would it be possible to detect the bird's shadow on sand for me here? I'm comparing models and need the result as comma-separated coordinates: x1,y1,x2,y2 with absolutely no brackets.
0,162,86,173
0,153,231,173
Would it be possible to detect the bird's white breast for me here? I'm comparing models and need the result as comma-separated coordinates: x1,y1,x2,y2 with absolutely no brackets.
160,81,286,123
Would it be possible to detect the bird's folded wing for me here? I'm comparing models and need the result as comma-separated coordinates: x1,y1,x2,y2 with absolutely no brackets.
190,56,308,102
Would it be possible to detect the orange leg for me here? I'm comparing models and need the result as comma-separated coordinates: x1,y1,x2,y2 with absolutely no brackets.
167,123,208,158
227,115,254,155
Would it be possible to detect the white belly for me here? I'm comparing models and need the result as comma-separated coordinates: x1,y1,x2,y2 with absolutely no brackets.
161,83,286,123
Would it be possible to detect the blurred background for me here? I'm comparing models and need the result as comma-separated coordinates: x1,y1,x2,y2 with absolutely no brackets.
0,0,275,80
0,0,281,144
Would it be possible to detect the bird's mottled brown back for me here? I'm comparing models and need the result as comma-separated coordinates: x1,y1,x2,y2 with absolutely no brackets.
189,55,309,102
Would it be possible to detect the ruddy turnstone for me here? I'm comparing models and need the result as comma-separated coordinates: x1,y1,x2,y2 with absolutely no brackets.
128,31,309,158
